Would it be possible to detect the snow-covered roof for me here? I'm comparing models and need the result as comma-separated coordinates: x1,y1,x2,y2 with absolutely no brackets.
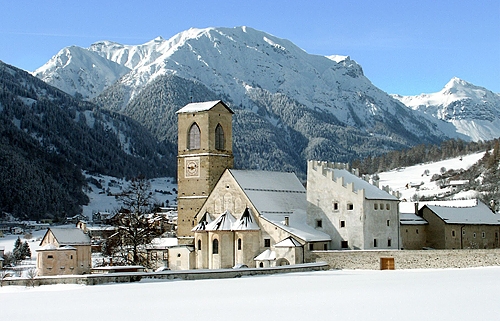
43,227,91,246
424,200,500,225
197,208,260,232
332,168,398,201
176,100,233,114
254,249,276,261
205,210,237,231
275,236,302,247
229,169,330,242
399,202,428,225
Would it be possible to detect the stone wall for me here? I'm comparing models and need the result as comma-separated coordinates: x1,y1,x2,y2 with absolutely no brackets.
0,262,329,287
309,249,500,269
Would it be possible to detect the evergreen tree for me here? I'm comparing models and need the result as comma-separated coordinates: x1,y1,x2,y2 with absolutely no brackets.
12,237,23,262
21,241,31,259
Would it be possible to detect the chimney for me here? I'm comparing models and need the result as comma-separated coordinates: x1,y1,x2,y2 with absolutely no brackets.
414,202,420,216
284,216,289,226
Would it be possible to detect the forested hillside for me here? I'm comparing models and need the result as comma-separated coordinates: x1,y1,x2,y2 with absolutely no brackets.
0,61,175,220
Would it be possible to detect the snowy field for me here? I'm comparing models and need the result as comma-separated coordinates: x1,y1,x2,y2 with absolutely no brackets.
378,151,485,201
1,267,500,320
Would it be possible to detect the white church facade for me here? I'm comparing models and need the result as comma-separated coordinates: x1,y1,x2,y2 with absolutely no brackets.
174,100,400,270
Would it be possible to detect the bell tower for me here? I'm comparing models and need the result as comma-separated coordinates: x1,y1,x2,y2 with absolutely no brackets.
176,100,234,245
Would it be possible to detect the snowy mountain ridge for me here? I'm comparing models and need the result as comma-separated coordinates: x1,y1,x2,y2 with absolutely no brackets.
393,78,500,141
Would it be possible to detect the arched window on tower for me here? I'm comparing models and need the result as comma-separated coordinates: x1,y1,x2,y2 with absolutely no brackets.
188,123,201,150
212,238,219,254
215,124,224,150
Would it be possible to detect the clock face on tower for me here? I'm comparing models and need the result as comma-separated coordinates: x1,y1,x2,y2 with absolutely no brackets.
185,157,200,177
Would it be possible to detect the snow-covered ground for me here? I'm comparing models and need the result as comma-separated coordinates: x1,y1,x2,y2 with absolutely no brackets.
378,151,485,201
1,267,499,320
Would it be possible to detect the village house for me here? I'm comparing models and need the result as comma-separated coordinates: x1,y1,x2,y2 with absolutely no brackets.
398,199,500,250
36,227,91,276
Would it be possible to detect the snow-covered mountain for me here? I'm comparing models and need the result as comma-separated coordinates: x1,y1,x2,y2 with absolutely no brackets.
34,26,460,174
33,46,130,100
393,78,500,141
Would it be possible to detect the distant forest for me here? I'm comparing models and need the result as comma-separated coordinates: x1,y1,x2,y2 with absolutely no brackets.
352,138,499,175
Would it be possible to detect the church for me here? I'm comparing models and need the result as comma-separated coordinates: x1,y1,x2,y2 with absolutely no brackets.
175,100,399,269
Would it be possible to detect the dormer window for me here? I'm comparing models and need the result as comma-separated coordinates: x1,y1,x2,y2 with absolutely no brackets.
215,124,225,150
188,123,201,150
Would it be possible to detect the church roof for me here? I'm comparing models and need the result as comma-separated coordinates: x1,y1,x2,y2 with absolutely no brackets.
229,169,331,242
205,210,236,231
176,100,234,114
195,208,260,232
232,208,260,231
192,212,213,231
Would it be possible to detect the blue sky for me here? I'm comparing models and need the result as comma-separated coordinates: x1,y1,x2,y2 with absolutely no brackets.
1,0,498,95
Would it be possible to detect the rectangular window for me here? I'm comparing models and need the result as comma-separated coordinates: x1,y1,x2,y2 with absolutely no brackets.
387,220,390,227
373,239,378,247
323,243,328,250
374,203,378,210
388,239,392,247
452,230,456,237
416,229,419,234
264,238,271,247
340,220,346,228
347,203,354,210
309,243,314,251
316,219,323,228
482,232,486,238
333,202,339,211
386,204,391,210
47,255,53,259
341,241,348,249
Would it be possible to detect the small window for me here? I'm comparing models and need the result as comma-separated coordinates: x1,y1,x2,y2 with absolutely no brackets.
482,232,486,238
215,124,225,150
387,220,390,227
212,239,219,254
347,203,354,210
259,262,264,268
188,123,201,150
316,219,323,228
340,220,346,228
388,239,392,247
416,229,419,235
451,230,456,237
373,239,378,247
309,243,314,251
379,203,384,210
462,230,466,235
323,243,328,250
70,255,73,260
386,204,390,210
47,255,53,259
237,238,242,250
333,202,339,211
197,239,202,251
177,253,181,258
341,241,348,249
473,233,476,238
374,203,378,210
264,238,271,247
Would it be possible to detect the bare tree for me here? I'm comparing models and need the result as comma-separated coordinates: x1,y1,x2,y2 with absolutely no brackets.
106,176,164,267
25,268,37,287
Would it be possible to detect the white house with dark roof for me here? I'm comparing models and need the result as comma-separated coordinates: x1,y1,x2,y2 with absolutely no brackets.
307,160,400,250
36,227,91,276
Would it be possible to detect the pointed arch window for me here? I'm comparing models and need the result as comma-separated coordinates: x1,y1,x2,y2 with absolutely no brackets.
212,238,219,254
215,124,225,150
188,123,201,150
